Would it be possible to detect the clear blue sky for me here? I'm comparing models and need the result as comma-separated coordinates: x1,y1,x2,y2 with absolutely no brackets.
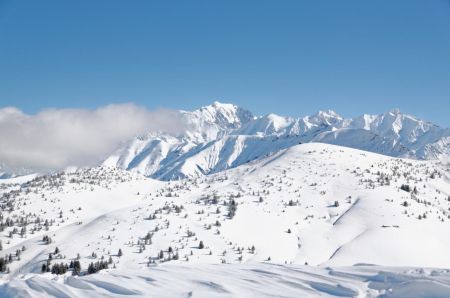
1,0,450,126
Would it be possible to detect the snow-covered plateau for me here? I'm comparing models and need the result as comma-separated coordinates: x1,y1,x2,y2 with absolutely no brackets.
0,142,450,297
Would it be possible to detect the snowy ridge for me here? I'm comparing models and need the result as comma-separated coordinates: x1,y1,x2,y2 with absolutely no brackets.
104,102,450,180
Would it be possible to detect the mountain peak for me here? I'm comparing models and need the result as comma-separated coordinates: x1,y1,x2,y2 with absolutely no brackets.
192,101,253,131
307,110,343,127
315,109,342,119
211,101,235,109
199,101,243,112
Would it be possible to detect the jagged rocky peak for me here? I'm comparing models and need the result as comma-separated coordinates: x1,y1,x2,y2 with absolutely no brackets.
315,109,342,119
193,101,253,130
310,109,343,125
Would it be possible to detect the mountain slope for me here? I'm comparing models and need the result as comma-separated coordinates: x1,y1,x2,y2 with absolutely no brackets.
1,142,450,296
2,143,450,272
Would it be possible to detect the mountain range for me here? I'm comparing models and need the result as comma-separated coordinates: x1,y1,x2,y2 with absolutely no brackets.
104,101,450,180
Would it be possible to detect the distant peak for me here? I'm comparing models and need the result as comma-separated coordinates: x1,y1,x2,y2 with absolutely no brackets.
211,101,235,109
198,101,238,113
314,109,342,119
194,101,253,129
265,113,284,119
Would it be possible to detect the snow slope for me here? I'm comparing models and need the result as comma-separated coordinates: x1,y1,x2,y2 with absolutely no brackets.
103,103,450,180
2,264,450,298
0,143,449,296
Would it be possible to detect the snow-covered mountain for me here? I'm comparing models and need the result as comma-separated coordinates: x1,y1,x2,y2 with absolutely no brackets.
104,102,450,180
1,143,450,297
103,102,255,179
2,103,449,297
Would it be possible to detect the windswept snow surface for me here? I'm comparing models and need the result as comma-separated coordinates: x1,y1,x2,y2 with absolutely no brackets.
0,143,450,297
2,264,450,298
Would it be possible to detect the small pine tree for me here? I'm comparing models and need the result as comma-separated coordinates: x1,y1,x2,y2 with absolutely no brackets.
400,184,411,192
73,260,81,275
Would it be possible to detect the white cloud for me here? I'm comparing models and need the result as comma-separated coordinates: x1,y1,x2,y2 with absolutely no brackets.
0,103,186,171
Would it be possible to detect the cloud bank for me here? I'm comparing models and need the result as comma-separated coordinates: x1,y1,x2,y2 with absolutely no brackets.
0,103,185,172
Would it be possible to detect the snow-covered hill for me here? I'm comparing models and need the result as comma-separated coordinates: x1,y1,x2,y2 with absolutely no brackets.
104,102,450,180
0,143,450,296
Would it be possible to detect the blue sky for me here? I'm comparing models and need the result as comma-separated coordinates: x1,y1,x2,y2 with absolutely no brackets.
1,0,450,126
